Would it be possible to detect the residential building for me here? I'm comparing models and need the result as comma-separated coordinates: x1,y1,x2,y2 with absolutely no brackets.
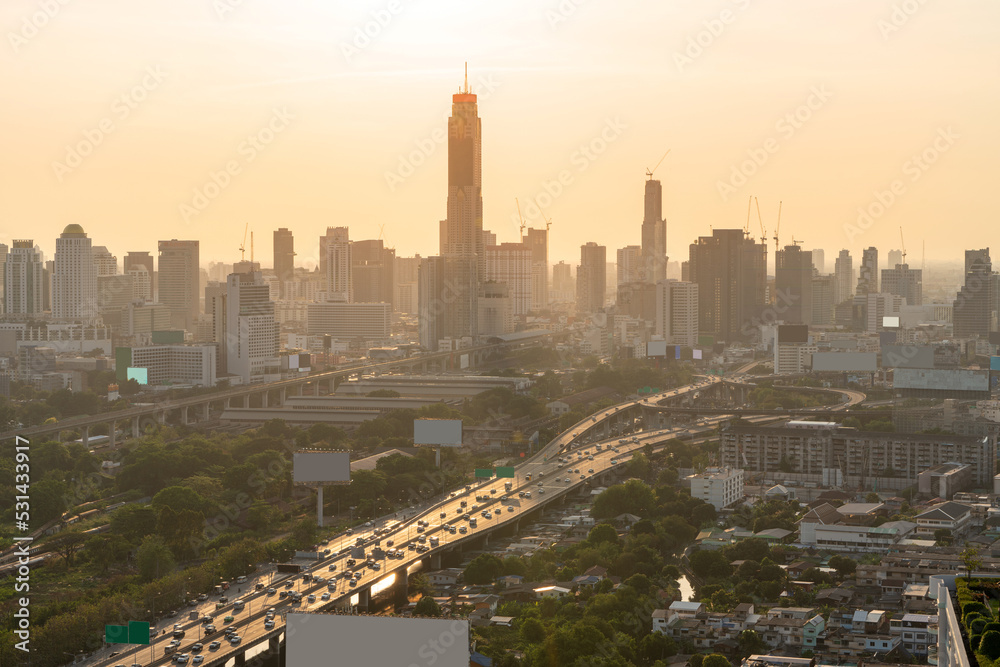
953,248,992,339
225,267,279,383
775,245,813,325
687,467,744,510
52,224,98,322
157,239,200,331
477,281,513,336
485,242,531,316
92,245,117,276
4,240,44,316
352,239,394,308
307,302,392,341
913,501,972,538
617,245,642,286
523,227,548,311
834,249,853,304
917,463,972,500
655,280,699,348
551,262,573,303
273,227,295,290
811,274,835,325
417,255,446,350
688,229,767,341
124,251,155,297
857,246,878,295
324,226,352,302
881,263,922,306
576,242,606,315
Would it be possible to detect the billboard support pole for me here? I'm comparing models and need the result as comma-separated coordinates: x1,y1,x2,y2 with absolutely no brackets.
436,447,441,468
317,486,324,528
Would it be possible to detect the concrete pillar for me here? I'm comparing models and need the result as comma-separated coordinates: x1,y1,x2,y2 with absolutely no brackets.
242,394,250,408
108,423,116,448
314,381,320,396
431,553,441,570
261,391,268,408
181,406,190,425
279,387,287,405
132,416,140,438
359,587,371,610
317,486,324,528
158,411,166,425
234,651,246,667
203,402,210,420
81,424,89,447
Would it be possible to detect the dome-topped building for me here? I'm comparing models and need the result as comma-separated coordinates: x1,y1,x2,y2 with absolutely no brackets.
52,224,97,321
61,223,87,237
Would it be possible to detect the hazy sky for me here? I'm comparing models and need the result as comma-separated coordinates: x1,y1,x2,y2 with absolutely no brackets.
2,0,998,270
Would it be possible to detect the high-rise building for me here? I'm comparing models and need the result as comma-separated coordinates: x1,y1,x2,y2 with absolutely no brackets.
485,242,531,316
576,242,606,316
0,242,8,311
125,251,155,301
523,227,548,311
617,245,642,286
418,256,446,350
811,249,826,275
881,264,922,306
205,281,227,375
225,266,279,383
688,229,767,341
640,178,666,283
352,239,395,308
834,249,853,304
324,227,352,302
552,261,573,302
775,245,813,325
481,230,496,247
52,224,98,322
811,274,835,325
888,249,903,268
394,255,421,314
4,240,44,316
273,228,295,288
478,281,513,335
126,266,152,301
655,280,698,347
436,67,484,340
92,246,117,276
954,249,992,339
857,246,878,295
157,239,200,331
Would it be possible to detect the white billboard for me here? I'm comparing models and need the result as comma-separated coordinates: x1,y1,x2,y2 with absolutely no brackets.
414,419,463,446
883,316,900,328
286,613,470,667
647,341,667,358
293,451,351,484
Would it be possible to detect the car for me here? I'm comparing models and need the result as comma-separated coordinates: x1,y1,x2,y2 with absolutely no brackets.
349,579,357,587
264,620,275,630
328,563,337,571
224,616,234,624
346,558,356,566
418,535,427,543
346,528,353,535
307,594,316,602
460,500,468,507
174,656,189,665
208,642,221,651
267,587,275,595
313,576,325,583
518,492,525,498
408,543,417,550
490,488,497,494
386,540,393,547
538,489,545,494
580,474,586,479
372,562,381,570
537,481,543,486
565,477,571,483
201,616,213,624
459,526,468,534
267,607,275,616
439,512,447,518
507,506,514,512
417,525,424,533
205,624,216,634
279,590,288,598
191,643,203,652
255,582,265,590
484,512,492,519
456,508,463,514
197,593,207,601
354,572,362,579
285,581,294,588
323,548,331,555
321,592,330,600
495,508,502,514
588,468,594,473
364,521,373,527
229,636,242,645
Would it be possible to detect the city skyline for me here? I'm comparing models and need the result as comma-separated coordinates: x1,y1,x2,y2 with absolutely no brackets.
2,1,998,267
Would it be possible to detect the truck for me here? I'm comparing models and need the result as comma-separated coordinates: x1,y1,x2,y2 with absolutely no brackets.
429,536,439,547
188,611,200,621
504,481,512,492
469,518,478,528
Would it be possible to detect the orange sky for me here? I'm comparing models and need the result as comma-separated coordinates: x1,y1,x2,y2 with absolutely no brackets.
2,0,998,270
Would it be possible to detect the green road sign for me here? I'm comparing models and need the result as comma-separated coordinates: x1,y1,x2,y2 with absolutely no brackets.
474,468,493,479
129,621,150,645
106,625,128,644
495,467,515,478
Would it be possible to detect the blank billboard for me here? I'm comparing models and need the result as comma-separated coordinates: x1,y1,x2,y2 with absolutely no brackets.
812,352,877,372
882,345,935,369
894,368,989,392
298,353,311,371
414,419,463,446
287,614,470,667
777,325,808,343
647,341,667,358
693,349,703,360
992,356,1000,372
126,367,148,384
883,316,900,328
293,451,351,484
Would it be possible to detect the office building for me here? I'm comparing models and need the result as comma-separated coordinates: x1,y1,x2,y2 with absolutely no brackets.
478,281,513,336
481,230,496,247
97,274,136,314
52,224,98,322
225,267,279,383
688,229,767,341
888,249,903,268
617,281,656,323
655,280,698,348
866,292,904,333
120,301,172,340
617,245,642,286
92,246,117,276
273,227,295,289
640,178,667,283
157,239,200,331
552,261,573,303
394,255,421,314
953,249,992,339
775,245,813,325
119,344,217,387
307,302,392,340
688,467,744,511
124,251,155,296
4,240,44,317
811,275,835,325
811,248,825,274
418,256,446,350
834,249,853,304
352,239,395,308
881,264,922,306
523,227,548,311
126,265,151,301
323,226,352,302
576,242,606,316
485,242,531,316
857,246,878,295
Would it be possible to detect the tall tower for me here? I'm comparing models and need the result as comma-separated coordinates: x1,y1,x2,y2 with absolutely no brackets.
52,224,98,322
688,229,767,341
523,227,548,311
576,242,606,316
5,240,44,316
834,249,853,304
857,246,879,295
226,266,278,383
775,245,814,325
273,228,295,289
640,179,667,282
158,240,200,331
324,227,352,303
440,64,483,339
124,251,155,299
954,249,992,338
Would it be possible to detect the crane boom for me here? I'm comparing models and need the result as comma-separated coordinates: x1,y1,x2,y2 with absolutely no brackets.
646,148,671,180
900,226,907,264
745,196,752,237
772,201,782,255
515,198,525,237
239,222,248,261
755,197,766,242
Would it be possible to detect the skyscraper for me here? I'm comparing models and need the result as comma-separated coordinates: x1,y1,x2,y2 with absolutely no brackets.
655,280,699,348
888,249,903,268
352,239,395,308
225,266,278,383
576,242,606,316
125,251,155,297
552,261,573,302
52,224,98,322
640,178,667,283
92,246,117,276
5,240,44,316
811,274,835,325
775,245,814,325
954,249,992,339
273,228,295,289
523,227,548,311
857,246,878,295
688,229,768,341
158,240,200,331
324,227,352,302
617,245,642,285
486,242,531,317
881,264,922,306
811,248,826,274
834,249,853,304
418,256,446,350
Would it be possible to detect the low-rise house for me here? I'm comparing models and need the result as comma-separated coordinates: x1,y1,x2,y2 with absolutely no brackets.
755,607,825,650
534,585,571,599
889,612,938,656
914,501,972,538
428,568,464,586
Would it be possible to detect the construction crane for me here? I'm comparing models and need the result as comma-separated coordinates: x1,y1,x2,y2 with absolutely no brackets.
250,231,254,263
791,237,803,247
900,226,907,264
744,196,752,238
239,222,249,261
646,148,671,180
772,200,782,255
515,198,526,237
754,197,766,244
542,213,553,232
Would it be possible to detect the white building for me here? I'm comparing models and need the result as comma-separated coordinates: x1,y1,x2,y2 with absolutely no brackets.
92,245,118,276
687,467,744,510
655,280,698,348
226,268,279,383
4,240,44,316
486,242,532,316
324,226,352,302
306,302,392,340
52,224,98,322
126,344,217,387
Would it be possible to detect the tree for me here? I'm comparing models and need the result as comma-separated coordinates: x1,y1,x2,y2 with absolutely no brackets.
520,617,545,643
464,554,504,585
865,492,881,503
408,573,432,597
689,654,704,667
50,530,87,569
588,523,619,545
703,654,731,667
291,517,318,548
31,478,69,526
828,555,856,577
736,630,766,658
592,480,656,519
962,546,983,579
136,534,176,581
414,596,442,617
639,633,677,663
689,549,732,579
980,631,1000,660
